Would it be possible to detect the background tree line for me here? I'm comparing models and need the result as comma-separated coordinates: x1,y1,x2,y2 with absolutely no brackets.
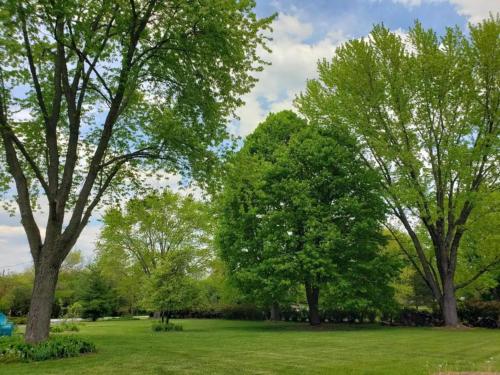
1,181,498,327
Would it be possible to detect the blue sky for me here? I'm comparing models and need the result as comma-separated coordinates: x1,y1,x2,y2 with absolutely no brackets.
1,0,499,272
256,0,468,37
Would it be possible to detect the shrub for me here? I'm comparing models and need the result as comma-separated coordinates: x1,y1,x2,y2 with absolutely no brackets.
151,322,183,332
0,335,95,363
9,316,27,325
218,304,266,320
50,321,80,333
165,304,267,321
459,300,500,328
102,315,140,321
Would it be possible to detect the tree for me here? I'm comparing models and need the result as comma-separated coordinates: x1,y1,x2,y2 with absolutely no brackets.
77,266,118,321
55,250,86,317
97,190,213,318
95,250,145,316
454,191,500,297
0,0,273,342
142,249,199,323
297,18,500,325
97,190,213,277
0,271,33,316
218,111,393,325
217,111,305,319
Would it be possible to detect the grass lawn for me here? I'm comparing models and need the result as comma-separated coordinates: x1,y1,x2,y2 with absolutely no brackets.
2,319,499,375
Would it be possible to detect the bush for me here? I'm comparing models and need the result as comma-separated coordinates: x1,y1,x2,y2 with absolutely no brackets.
166,304,267,321
397,308,441,326
9,316,27,325
281,305,311,322
0,335,95,363
50,321,80,333
102,315,140,321
459,300,500,328
379,308,441,327
151,322,183,332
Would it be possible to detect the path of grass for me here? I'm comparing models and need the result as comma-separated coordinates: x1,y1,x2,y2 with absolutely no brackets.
2,319,499,375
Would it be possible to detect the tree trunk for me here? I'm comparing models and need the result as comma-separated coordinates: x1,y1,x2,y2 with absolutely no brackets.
305,282,321,325
270,301,281,321
441,276,459,327
25,259,60,344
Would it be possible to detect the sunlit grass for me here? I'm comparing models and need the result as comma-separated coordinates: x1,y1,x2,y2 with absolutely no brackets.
2,319,499,374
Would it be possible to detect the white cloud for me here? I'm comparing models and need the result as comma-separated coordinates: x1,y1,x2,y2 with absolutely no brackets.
389,0,499,23
392,0,426,6
449,0,500,24
234,14,348,136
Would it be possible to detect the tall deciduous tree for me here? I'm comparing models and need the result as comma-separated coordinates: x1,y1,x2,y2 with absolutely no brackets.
218,111,393,325
0,0,273,342
297,18,500,326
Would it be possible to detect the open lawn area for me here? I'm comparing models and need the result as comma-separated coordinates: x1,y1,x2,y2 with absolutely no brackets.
1,319,499,375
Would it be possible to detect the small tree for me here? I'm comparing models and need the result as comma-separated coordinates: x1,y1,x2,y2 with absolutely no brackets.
142,250,199,323
78,266,117,321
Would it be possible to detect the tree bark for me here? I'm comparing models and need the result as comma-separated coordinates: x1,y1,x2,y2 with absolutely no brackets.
441,275,459,327
25,258,60,343
270,301,281,321
305,282,321,325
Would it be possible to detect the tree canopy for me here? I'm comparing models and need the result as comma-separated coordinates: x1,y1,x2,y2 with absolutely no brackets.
217,111,396,324
97,190,213,277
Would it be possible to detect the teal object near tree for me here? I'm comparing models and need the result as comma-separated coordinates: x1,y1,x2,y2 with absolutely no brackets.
0,312,14,336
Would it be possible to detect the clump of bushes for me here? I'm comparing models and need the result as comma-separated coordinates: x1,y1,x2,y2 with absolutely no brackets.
102,315,140,321
459,300,500,328
173,304,267,320
50,321,80,333
0,335,95,363
151,322,183,332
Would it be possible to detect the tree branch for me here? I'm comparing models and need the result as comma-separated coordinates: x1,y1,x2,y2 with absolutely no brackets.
455,257,500,290
18,5,50,127
0,92,42,262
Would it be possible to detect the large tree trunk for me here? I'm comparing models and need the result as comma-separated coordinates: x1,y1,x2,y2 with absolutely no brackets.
441,275,459,327
305,282,321,325
270,301,281,321
25,257,60,343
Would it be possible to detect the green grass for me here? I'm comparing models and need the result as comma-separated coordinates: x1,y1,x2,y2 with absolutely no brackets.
2,319,499,374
